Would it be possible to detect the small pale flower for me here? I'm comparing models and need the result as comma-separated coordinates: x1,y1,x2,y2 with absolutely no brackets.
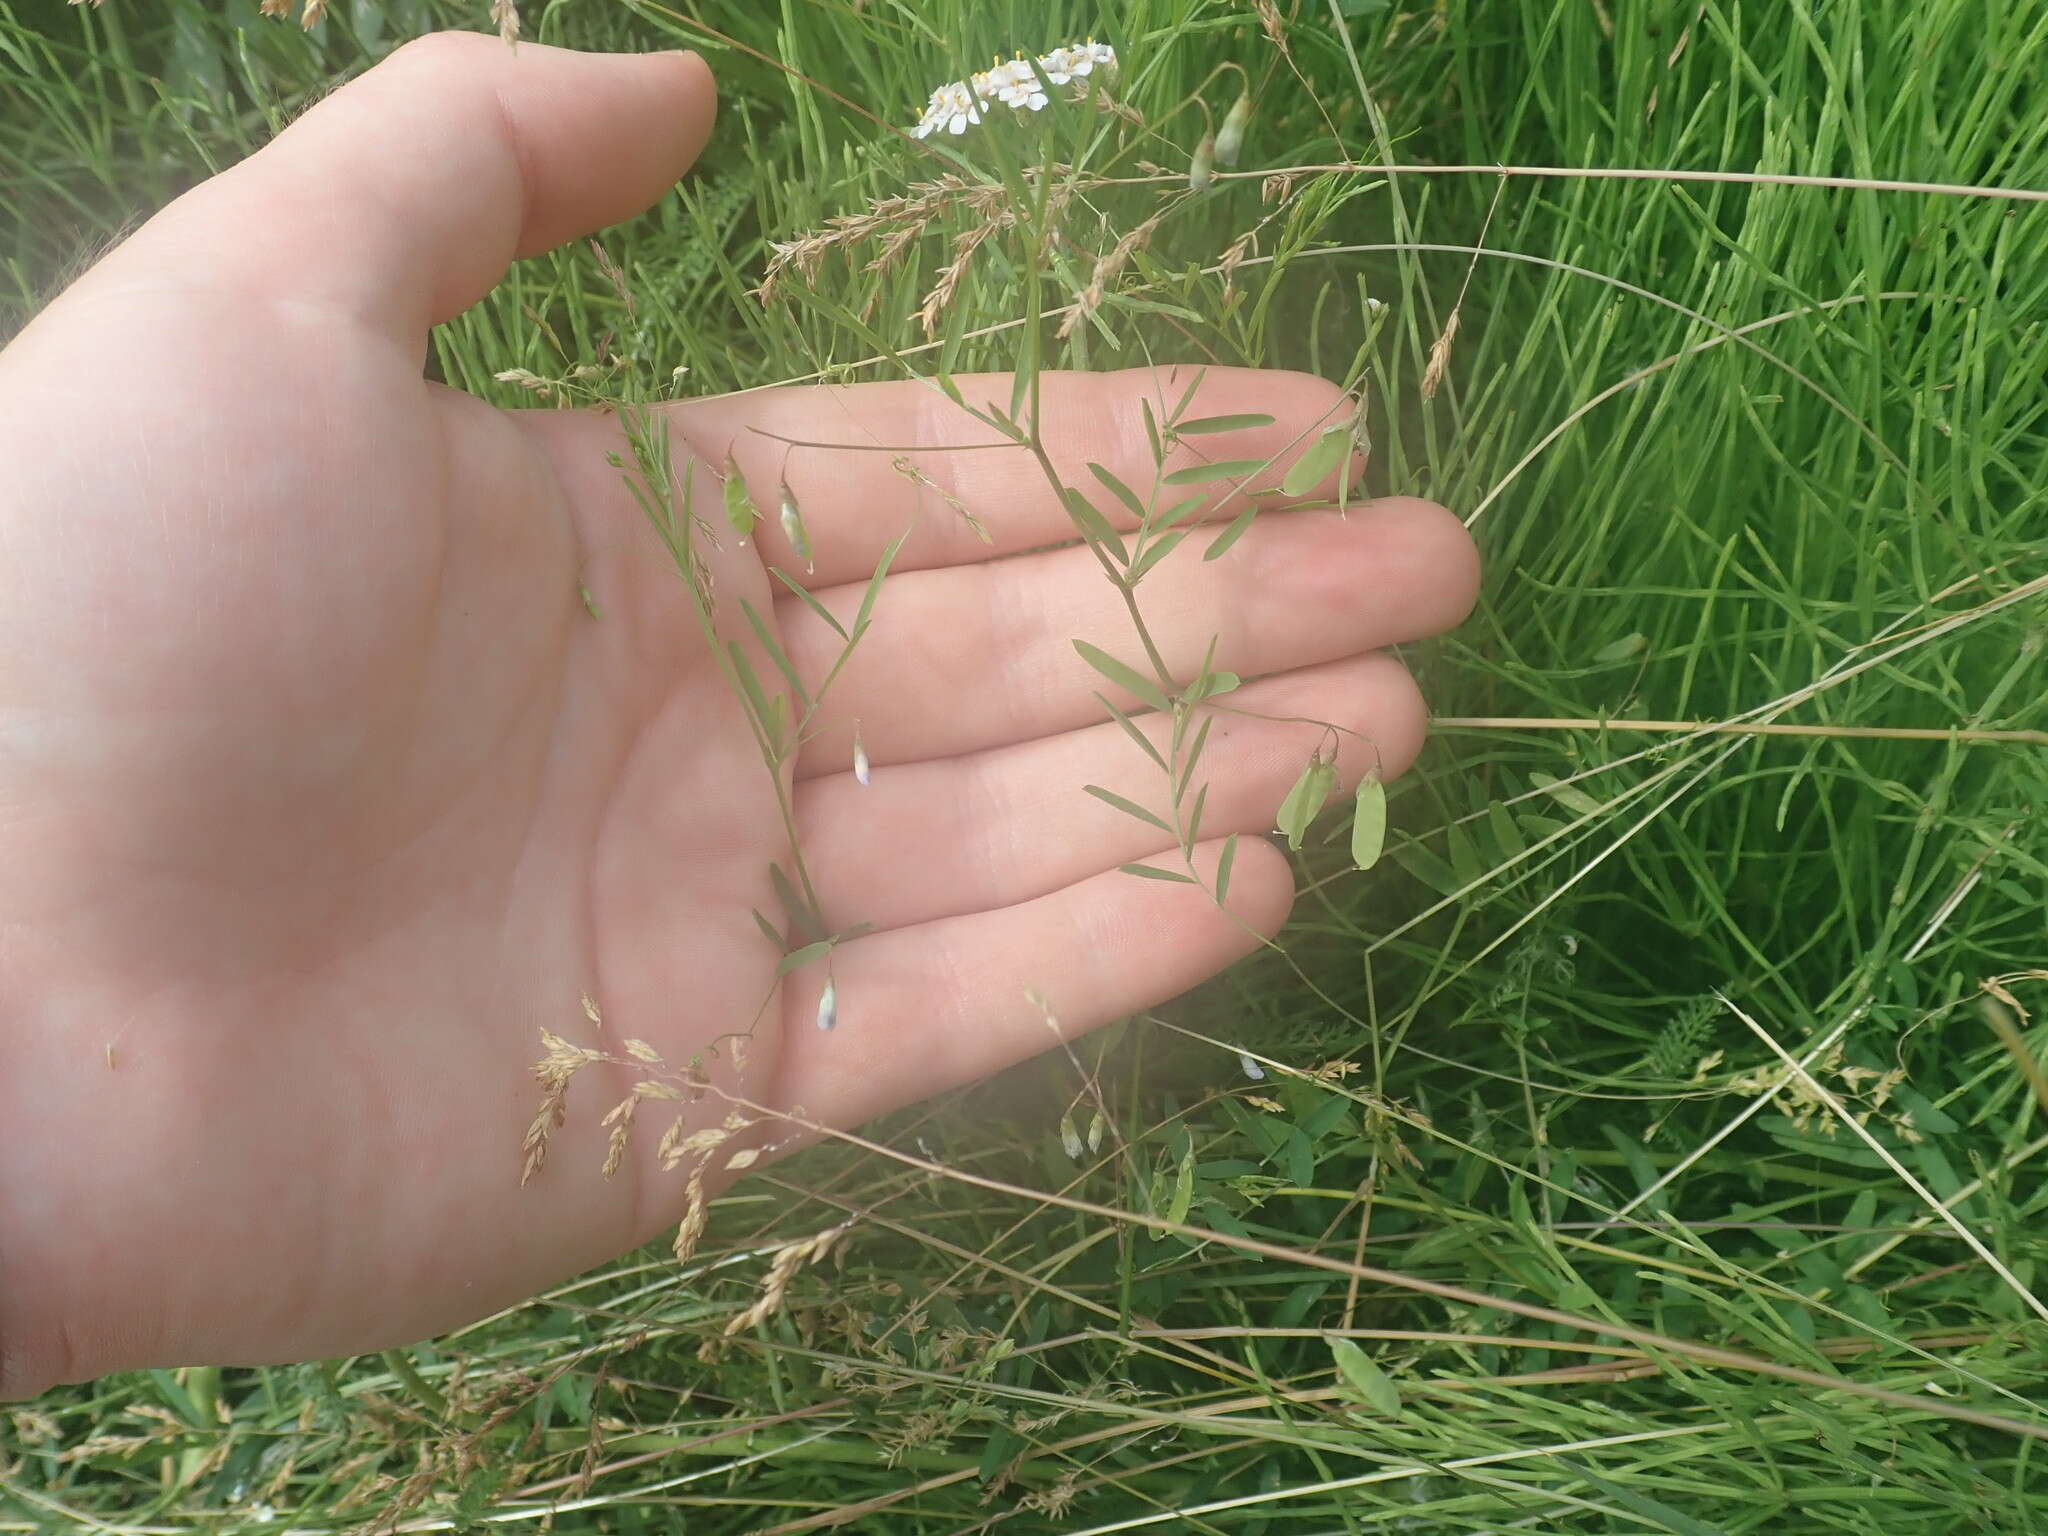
852,724,871,787
987,58,1049,111
1044,41,1116,83
816,978,838,1032
912,80,983,139
1239,1052,1266,1081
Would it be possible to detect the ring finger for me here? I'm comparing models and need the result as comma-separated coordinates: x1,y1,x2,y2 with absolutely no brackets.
794,651,1425,934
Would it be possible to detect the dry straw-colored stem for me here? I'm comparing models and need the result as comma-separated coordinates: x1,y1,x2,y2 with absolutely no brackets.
706,1093,2048,1445
1434,716,2048,747
1096,161,2048,203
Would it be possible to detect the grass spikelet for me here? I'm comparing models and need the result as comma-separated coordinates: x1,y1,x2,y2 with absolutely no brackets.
1420,309,1459,400
722,1222,856,1336
671,1168,708,1263
521,1029,602,1186
1059,212,1166,338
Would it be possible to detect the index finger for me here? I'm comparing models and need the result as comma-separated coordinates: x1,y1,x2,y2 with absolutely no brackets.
82,35,715,344
663,367,1360,586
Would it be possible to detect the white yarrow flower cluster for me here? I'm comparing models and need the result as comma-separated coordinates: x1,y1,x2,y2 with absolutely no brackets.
910,41,1118,138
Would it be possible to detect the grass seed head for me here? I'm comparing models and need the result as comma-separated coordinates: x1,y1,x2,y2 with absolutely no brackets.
1421,311,1461,399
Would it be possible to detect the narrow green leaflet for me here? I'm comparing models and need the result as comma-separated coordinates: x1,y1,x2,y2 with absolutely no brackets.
1097,693,1171,773
1531,770,1605,817
1277,752,1336,851
1390,839,1462,897
1163,457,1268,487
1084,784,1174,834
769,862,823,945
722,459,756,538
1127,530,1188,582
1120,862,1196,883
1061,488,1129,564
1351,771,1387,869
1086,461,1149,522
1214,833,1239,904
1175,412,1276,435
1328,1337,1403,1415
725,641,781,752
849,529,910,639
1139,397,1164,466
1074,639,1170,712
1166,1143,1197,1227
739,598,807,711
1154,491,1211,532
1175,713,1216,802
771,566,850,640
775,939,834,977
1570,1465,1733,1536
1594,632,1648,663
1185,670,1241,703
1203,503,1260,561
1486,798,1527,859
1281,421,1356,497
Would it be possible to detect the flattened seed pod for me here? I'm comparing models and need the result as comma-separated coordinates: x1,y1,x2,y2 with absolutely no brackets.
779,480,813,572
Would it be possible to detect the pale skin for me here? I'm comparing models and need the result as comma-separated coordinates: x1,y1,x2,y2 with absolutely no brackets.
0,35,1477,1397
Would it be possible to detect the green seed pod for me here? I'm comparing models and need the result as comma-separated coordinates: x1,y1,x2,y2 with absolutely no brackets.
1059,1112,1084,1160
1277,750,1337,851
778,479,812,572
1215,89,1252,169
722,457,756,539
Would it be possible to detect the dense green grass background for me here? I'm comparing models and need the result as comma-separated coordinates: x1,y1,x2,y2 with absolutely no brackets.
5,0,2047,1530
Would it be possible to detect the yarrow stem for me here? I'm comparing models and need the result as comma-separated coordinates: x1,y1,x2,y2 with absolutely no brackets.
910,42,1118,138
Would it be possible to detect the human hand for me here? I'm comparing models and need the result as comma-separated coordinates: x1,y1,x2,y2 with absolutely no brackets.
0,34,1477,1395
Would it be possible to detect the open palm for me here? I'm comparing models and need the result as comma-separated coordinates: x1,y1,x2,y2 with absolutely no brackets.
0,36,1475,1395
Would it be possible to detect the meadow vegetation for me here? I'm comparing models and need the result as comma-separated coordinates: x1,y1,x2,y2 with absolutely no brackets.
3,0,2047,1530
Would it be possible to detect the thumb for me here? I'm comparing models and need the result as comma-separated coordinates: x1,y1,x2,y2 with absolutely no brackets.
84,32,715,341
